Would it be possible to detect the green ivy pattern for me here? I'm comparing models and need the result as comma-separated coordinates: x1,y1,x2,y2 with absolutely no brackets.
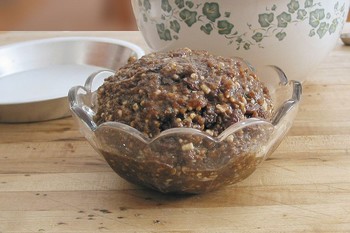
138,0,347,50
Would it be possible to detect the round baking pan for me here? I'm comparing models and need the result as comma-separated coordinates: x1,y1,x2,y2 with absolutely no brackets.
0,37,145,123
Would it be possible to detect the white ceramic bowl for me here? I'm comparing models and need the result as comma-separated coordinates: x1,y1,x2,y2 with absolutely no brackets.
132,0,349,82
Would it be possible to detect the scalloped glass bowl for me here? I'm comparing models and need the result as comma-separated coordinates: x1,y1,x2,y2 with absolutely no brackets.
68,64,302,194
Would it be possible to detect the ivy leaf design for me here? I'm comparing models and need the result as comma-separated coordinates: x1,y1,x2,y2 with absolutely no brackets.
217,20,234,35
243,43,251,50
144,0,151,11
341,3,345,12
202,2,221,22
277,12,292,28
334,2,339,10
258,13,274,28
236,37,243,43
304,0,313,8
170,20,181,33
309,29,316,37
156,23,172,41
272,4,277,11
179,9,198,27
185,1,194,8
161,0,172,13
252,32,263,42
326,13,331,19
317,22,329,38
200,23,213,35
329,19,338,34
297,9,307,20
287,0,300,14
143,13,148,22
225,12,231,18
173,35,179,40
309,9,325,28
175,0,185,9
276,31,287,41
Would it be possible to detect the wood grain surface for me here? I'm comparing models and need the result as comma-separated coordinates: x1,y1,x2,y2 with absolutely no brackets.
0,29,350,233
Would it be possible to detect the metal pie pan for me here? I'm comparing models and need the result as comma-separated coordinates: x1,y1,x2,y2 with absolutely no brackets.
0,37,145,123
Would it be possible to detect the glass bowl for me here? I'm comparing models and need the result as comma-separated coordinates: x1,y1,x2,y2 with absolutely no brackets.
68,62,302,194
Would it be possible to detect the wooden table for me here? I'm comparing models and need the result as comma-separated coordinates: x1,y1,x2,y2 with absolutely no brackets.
0,28,350,232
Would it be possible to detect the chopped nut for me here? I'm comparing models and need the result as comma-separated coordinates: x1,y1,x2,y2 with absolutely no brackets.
128,56,137,63
200,84,211,94
226,135,234,142
169,62,177,69
133,103,139,111
190,73,199,79
257,98,264,105
262,100,268,111
229,97,238,104
117,110,122,117
241,96,247,104
184,117,193,123
216,104,226,113
205,129,214,136
233,81,241,89
218,62,225,69
240,105,246,113
182,142,194,151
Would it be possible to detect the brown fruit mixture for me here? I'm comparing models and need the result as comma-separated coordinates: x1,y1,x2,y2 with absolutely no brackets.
94,48,273,138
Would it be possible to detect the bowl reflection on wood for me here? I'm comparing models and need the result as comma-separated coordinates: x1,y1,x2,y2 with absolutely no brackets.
131,0,349,83
69,63,302,194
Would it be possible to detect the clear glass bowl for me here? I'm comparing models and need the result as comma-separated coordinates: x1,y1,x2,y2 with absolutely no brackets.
68,62,302,194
